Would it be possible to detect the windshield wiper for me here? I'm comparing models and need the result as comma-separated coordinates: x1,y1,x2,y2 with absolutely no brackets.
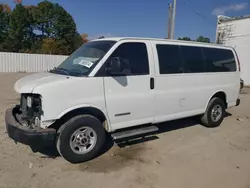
69,71,87,77
50,67,70,75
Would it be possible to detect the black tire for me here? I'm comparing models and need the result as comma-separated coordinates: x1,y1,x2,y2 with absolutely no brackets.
56,115,106,163
201,97,225,128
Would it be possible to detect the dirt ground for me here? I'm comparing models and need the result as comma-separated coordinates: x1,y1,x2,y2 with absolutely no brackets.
0,73,250,188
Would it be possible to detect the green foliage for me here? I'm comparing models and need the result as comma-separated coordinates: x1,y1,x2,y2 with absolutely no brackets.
178,36,211,43
8,4,32,52
33,1,56,38
196,36,210,43
177,37,192,41
0,1,85,55
0,4,10,51
52,3,83,54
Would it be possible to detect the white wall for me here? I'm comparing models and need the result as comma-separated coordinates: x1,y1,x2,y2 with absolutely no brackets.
216,17,250,86
0,52,68,72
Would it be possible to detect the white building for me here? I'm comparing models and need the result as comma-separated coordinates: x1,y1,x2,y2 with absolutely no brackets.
216,15,250,86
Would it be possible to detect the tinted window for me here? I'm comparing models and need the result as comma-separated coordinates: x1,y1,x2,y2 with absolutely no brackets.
156,45,183,74
202,48,236,72
181,46,206,73
109,42,149,75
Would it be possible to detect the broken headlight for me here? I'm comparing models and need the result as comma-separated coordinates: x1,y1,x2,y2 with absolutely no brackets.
20,94,43,127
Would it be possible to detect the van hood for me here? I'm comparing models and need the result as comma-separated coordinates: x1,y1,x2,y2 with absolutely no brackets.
14,72,69,93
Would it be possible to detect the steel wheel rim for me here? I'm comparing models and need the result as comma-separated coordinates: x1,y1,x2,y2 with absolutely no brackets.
69,127,97,154
211,104,223,122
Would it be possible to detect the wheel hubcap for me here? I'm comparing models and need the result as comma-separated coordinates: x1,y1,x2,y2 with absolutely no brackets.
70,127,97,154
211,105,223,122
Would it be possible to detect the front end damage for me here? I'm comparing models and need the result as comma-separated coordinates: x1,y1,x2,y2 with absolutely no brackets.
5,94,56,148
20,94,43,129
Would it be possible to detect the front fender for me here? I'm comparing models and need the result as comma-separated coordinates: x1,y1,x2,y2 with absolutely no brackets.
56,104,112,131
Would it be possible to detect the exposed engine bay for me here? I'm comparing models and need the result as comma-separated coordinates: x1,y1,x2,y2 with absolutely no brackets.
18,94,43,129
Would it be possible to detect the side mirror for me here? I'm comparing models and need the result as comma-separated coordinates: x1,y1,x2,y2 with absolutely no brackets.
107,57,123,75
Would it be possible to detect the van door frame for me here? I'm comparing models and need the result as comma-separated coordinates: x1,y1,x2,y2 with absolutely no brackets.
91,39,156,131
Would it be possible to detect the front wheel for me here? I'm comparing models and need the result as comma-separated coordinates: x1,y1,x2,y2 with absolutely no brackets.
201,97,225,128
56,115,106,163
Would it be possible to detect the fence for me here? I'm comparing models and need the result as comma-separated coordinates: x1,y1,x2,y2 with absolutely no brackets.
0,52,68,72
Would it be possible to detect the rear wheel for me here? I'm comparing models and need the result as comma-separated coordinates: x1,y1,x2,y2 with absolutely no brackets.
56,115,106,163
201,97,225,128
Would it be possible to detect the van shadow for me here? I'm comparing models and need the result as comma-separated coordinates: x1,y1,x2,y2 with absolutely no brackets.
225,111,232,117
116,117,199,148
33,117,198,158
30,145,59,159
31,133,115,159
34,112,232,158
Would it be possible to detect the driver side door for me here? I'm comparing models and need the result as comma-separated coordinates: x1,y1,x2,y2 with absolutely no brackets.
100,41,155,130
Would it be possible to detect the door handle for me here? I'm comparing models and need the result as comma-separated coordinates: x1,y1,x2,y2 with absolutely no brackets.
150,77,154,90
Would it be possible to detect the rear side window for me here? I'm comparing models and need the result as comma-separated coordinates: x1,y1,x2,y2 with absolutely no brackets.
110,42,149,75
156,45,183,74
202,48,236,72
180,46,206,73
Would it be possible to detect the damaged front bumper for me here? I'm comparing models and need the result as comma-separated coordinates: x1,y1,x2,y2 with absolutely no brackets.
5,107,56,148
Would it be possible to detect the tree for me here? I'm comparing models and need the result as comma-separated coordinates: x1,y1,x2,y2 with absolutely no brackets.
178,37,192,41
196,36,210,43
33,1,56,38
81,33,89,43
0,4,10,51
8,3,33,52
178,37,191,41
25,1,57,53
98,36,105,39
31,2,83,54
1,0,84,54
177,36,211,43
23,5,41,53
52,3,83,54
40,38,58,54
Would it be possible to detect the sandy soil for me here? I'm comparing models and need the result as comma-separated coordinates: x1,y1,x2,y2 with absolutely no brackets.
0,73,250,188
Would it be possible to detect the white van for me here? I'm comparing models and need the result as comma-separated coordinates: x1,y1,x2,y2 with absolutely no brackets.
5,37,241,163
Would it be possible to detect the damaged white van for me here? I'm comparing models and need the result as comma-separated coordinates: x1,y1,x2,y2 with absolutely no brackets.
5,37,241,163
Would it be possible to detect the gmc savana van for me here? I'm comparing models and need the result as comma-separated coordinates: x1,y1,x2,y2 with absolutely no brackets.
5,37,241,163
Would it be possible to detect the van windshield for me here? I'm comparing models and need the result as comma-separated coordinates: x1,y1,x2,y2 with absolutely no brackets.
50,40,116,76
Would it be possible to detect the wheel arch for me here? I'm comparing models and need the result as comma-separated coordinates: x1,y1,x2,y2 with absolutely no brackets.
205,91,227,110
51,105,111,132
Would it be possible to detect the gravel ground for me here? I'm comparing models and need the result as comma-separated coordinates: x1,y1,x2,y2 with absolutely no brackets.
0,73,250,188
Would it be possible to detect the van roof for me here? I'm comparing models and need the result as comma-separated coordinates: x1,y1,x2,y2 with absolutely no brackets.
92,37,233,49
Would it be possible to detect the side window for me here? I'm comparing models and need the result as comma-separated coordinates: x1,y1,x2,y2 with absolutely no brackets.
202,48,236,72
156,44,183,74
109,42,149,75
180,46,206,73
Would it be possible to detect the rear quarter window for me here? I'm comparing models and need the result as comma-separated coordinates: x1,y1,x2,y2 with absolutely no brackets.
202,47,236,72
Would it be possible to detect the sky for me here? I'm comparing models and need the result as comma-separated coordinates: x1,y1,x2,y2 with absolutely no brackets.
1,0,250,41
